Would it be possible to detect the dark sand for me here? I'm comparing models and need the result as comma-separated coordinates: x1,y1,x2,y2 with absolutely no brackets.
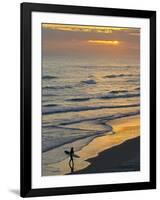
71,136,140,175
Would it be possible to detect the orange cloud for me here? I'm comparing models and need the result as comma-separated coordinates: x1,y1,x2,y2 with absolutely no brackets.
88,40,120,45
42,24,128,34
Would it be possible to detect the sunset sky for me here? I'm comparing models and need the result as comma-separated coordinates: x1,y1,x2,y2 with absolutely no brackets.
42,23,140,66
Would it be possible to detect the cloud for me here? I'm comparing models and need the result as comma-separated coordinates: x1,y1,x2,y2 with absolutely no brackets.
42,24,128,34
129,32,140,36
88,40,120,45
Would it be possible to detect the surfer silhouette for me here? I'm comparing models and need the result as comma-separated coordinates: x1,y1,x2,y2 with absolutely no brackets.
69,147,74,172
64,147,80,173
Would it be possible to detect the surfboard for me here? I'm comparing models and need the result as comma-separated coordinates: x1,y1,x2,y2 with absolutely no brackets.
64,150,80,158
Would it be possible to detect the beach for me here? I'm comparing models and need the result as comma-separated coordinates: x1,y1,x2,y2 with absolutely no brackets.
72,137,140,174
42,115,140,176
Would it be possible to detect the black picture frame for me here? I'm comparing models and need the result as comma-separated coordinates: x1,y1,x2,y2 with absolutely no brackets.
20,2,156,198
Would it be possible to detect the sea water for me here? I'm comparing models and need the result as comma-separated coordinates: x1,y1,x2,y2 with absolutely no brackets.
42,57,140,166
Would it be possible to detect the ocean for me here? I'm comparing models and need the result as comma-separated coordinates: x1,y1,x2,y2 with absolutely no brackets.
42,57,140,168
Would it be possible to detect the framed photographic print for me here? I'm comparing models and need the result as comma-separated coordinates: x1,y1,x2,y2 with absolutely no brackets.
20,2,156,197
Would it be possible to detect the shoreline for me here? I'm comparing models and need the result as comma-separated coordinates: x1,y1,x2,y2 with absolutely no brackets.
42,114,140,176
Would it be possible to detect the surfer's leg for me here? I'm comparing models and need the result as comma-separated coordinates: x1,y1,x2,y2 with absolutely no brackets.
69,159,71,168
71,158,74,172
69,158,74,173
72,160,74,172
